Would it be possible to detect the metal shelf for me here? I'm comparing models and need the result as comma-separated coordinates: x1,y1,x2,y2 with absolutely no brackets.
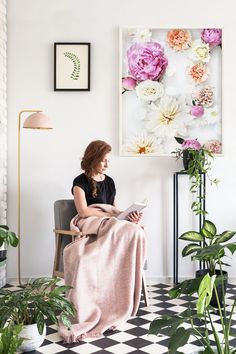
173,171,206,285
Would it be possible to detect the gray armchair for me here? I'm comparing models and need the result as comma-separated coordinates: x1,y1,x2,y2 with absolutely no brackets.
53,199,149,306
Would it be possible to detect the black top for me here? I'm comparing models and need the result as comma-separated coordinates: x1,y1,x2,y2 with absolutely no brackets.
72,173,116,206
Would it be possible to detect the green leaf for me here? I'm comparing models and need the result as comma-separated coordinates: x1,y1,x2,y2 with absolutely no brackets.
216,231,236,243
202,348,216,354
149,311,193,337
51,285,71,296
192,244,223,260
0,225,9,230
179,231,203,242
60,313,72,329
202,220,217,237
201,227,214,239
227,243,236,254
7,232,19,247
175,137,185,144
169,277,203,298
197,274,216,315
168,327,190,352
182,243,202,257
36,311,45,335
149,318,172,335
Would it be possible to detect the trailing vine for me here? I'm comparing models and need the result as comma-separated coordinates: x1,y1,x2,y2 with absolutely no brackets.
64,52,80,80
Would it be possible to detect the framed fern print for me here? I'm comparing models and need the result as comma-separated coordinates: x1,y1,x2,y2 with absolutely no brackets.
54,42,90,91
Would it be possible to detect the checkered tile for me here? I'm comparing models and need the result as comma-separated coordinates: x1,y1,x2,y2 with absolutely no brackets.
3,281,236,353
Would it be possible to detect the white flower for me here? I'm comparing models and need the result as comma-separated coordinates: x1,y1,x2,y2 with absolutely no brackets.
145,96,188,138
136,80,164,102
129,28,152,43
205,106,220,124
124,133,162,155
189,39,210,63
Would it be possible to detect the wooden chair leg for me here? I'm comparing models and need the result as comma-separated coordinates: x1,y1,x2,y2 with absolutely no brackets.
142,273,149,307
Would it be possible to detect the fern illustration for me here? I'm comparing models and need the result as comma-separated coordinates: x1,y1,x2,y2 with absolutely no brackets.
64,51,80,80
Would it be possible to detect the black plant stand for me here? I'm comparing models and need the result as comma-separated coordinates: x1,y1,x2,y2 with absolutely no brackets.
173,171,206,285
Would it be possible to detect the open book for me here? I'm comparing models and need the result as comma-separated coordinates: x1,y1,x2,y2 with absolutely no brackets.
117,199,148,221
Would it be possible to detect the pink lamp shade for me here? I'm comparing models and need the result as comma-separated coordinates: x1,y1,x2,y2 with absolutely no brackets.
23,112,53,129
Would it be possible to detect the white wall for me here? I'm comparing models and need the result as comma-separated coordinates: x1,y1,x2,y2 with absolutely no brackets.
0,0,7,225
7,0,236,282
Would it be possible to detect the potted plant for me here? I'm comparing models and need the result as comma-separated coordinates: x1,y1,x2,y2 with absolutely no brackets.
149,220,236,353
172,137,219,215
0,277,76,352
180,219,236,306
0,324,24,354
0,225,18,288
0,225,18,248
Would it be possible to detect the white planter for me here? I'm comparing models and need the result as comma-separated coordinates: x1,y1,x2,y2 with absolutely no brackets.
18,323,46,352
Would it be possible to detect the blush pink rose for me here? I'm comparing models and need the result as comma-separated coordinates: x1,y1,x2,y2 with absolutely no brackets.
182,139,202,150
204,140,222,153
122,77,137,90
201,29,222,46
190,105,204,117
127,42,168,81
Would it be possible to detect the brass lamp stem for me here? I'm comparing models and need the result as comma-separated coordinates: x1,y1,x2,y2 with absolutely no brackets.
17,109,42,286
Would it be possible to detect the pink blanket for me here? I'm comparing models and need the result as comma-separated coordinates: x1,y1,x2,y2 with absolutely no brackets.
58,203,147,343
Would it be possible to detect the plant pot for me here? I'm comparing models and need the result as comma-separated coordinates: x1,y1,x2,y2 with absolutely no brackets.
182,149,204,172
196,269,228,308
18,323,46,352
0,259,6,288
183,149,191,170
0,249,7,261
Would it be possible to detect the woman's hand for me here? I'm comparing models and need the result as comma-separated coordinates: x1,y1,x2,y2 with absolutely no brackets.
127,211,143,224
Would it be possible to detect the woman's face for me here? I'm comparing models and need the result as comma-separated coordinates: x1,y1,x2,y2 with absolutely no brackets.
96,153,110,174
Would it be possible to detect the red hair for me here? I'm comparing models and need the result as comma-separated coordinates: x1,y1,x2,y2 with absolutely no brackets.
81,140,111,197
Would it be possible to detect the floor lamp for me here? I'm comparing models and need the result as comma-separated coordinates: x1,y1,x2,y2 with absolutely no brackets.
18,110,53,286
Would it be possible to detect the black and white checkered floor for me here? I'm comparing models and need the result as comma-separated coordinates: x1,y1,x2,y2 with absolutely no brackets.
5,281,236,353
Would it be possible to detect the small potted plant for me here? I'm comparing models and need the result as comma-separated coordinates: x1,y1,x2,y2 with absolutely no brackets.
0,277,76,352
172,137,219,215
149,220,236,353
0,225,19,288
180,219,236,306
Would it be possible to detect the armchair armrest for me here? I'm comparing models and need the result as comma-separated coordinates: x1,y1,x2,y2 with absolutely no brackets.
53,229,83,237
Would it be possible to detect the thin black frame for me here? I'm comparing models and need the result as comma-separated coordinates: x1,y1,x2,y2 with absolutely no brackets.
54,42,91,91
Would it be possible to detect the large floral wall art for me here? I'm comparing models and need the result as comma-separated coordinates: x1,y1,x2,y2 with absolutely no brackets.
120,28,222,156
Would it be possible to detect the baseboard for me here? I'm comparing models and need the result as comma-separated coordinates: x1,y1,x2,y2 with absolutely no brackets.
146,276,236,285
7,276,236,286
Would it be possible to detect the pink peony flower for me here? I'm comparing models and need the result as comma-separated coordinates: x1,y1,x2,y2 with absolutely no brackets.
182,139,202,150
204,140,222,153
190,105,204,117
201,29,222,46
122,77,137,90
126,42,168,81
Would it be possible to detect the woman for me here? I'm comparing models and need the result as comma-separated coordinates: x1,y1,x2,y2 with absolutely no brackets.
59,140,146,342
72,140,142,223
